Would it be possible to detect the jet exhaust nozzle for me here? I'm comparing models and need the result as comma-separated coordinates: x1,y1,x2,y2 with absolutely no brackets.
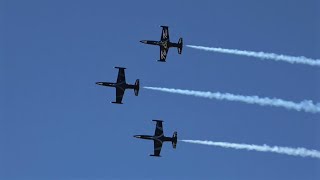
134,79,140,96
172,131,178,149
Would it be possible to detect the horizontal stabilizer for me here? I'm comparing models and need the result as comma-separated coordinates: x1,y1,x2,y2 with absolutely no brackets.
134,79,140,96
172,131,178,149
177,38,183,54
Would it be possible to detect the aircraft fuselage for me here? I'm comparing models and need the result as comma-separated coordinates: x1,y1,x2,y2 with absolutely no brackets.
95,82,136,90
133,134,173,142
140,40,180,50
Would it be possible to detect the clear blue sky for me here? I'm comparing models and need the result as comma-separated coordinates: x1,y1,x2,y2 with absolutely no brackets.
1,0,319,179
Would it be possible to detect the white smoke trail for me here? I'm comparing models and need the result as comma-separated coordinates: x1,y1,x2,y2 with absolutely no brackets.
143,87,320,114
186,45,320,67
181,140,320,159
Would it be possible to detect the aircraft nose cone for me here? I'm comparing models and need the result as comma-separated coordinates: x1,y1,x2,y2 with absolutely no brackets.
134,135,140,138
140,40,146,44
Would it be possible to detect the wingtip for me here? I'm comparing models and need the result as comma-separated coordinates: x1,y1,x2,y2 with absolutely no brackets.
149,154,161,157
111,102,123,104
114,66,126,69
152,120,164,122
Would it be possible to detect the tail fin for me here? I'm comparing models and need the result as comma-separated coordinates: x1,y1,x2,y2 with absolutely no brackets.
177,38,183,54
172,131,177,149
134,79,140,96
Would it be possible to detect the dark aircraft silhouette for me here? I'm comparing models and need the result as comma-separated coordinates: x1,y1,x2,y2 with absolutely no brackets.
95,67,139,104
140,26,183,62
134,120,177,157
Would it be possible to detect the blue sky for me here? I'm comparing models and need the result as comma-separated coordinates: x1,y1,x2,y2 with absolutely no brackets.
1,0,319,179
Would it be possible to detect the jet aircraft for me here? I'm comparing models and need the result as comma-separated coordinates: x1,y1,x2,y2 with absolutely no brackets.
140,26,183,62
96,67,139,104
134,120,177,157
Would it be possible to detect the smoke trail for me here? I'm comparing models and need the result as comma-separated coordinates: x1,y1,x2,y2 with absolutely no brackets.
186,45,320,67
143,87,320,114
181,140,320,159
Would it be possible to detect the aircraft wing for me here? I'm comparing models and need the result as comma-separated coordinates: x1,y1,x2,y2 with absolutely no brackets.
153,140,163,157
116,67,126,83
160,26,169,41
159,46,168,62
153,120,163,137
114,87,125,104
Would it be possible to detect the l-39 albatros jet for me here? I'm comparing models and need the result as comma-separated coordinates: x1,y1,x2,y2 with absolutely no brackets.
134,120,177,157
95,67,139,104
140,26,183,62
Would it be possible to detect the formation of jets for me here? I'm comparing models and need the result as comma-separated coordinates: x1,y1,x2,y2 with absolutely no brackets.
96,26,182,157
